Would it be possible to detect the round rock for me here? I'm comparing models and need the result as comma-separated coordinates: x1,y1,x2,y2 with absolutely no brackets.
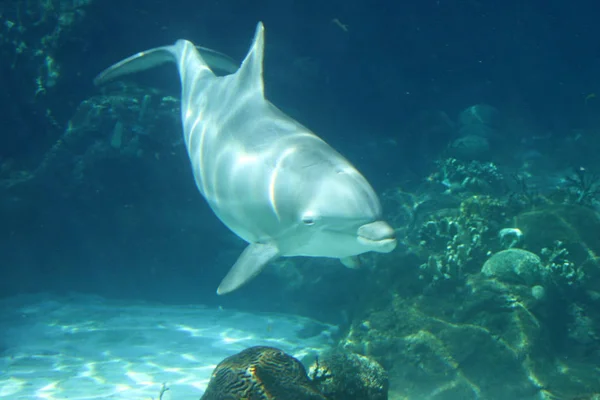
309,349,388,400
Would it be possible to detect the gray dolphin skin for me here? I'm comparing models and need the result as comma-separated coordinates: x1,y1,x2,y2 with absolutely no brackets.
94,22,397,295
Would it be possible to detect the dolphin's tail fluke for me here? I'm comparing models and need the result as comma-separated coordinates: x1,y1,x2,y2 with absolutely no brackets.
94,43,238,87
94,46,176,86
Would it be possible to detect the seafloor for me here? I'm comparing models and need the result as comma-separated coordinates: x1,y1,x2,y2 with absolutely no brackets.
0,294,337,399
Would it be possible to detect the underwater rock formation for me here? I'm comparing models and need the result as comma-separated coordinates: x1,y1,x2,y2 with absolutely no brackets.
0,84,218,301
348,173,600,399
0,0,96,168
457,104,500,137
446,104,501,161
0,0,93,93
448,135,490,160
308,349,388,400
340,287,548,399
514,205,600,272
0,84,185,233
339,269,600,399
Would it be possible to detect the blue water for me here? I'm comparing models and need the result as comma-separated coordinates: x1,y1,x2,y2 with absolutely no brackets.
2,1,600,399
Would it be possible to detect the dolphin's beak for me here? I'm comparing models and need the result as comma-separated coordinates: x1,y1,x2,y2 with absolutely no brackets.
357,221,397,253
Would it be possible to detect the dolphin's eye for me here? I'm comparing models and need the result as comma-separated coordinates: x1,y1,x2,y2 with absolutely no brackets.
302,216,316,226
301,212,317,226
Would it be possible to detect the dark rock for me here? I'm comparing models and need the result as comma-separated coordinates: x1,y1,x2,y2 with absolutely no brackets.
309,349,388,400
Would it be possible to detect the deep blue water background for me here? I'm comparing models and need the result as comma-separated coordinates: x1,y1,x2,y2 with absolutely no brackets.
1,0,600,321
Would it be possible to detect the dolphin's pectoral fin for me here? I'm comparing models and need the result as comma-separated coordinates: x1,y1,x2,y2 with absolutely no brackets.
340,256,362,269
217,242,279,295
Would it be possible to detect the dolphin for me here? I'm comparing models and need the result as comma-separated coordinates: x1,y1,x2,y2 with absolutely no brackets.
94,22,397,295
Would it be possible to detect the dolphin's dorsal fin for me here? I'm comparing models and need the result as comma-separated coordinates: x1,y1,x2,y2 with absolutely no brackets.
235,22,266,96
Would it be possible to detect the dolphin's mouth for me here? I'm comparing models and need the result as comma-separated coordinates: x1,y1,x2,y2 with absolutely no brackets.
357,221,397,253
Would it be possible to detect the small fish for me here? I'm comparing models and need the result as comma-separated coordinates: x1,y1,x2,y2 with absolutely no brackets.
332,18,349,32
585,93,596,105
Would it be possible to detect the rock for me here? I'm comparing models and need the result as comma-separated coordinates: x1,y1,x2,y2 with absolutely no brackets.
458,104,500,131
309,349,388,400
340,293,548,399
513,204,600,267
458,123,496,139
481,248,546,286
531,285,546,300
448,135,490,160
513,204,600,292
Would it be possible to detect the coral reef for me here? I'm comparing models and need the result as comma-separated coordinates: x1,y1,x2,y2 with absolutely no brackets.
0,0,93,95
0,0,96,172
428,158,505,196
308,349,388,400
200,346,326,400
339,154,600,399
414,194,507,290
200,346,387,400
481,248,546,286
562,167,600,207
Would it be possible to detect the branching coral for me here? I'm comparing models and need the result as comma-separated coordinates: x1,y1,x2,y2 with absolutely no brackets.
431,158,505,195
149,383,169,400
563,167,600,206
540,240,585,288
416,195,507,287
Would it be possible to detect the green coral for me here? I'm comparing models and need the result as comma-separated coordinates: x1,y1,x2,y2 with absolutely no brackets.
432,157,505,195
415,195,508,287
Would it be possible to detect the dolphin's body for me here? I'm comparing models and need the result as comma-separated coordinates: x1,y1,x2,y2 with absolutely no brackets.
94,22,397,294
